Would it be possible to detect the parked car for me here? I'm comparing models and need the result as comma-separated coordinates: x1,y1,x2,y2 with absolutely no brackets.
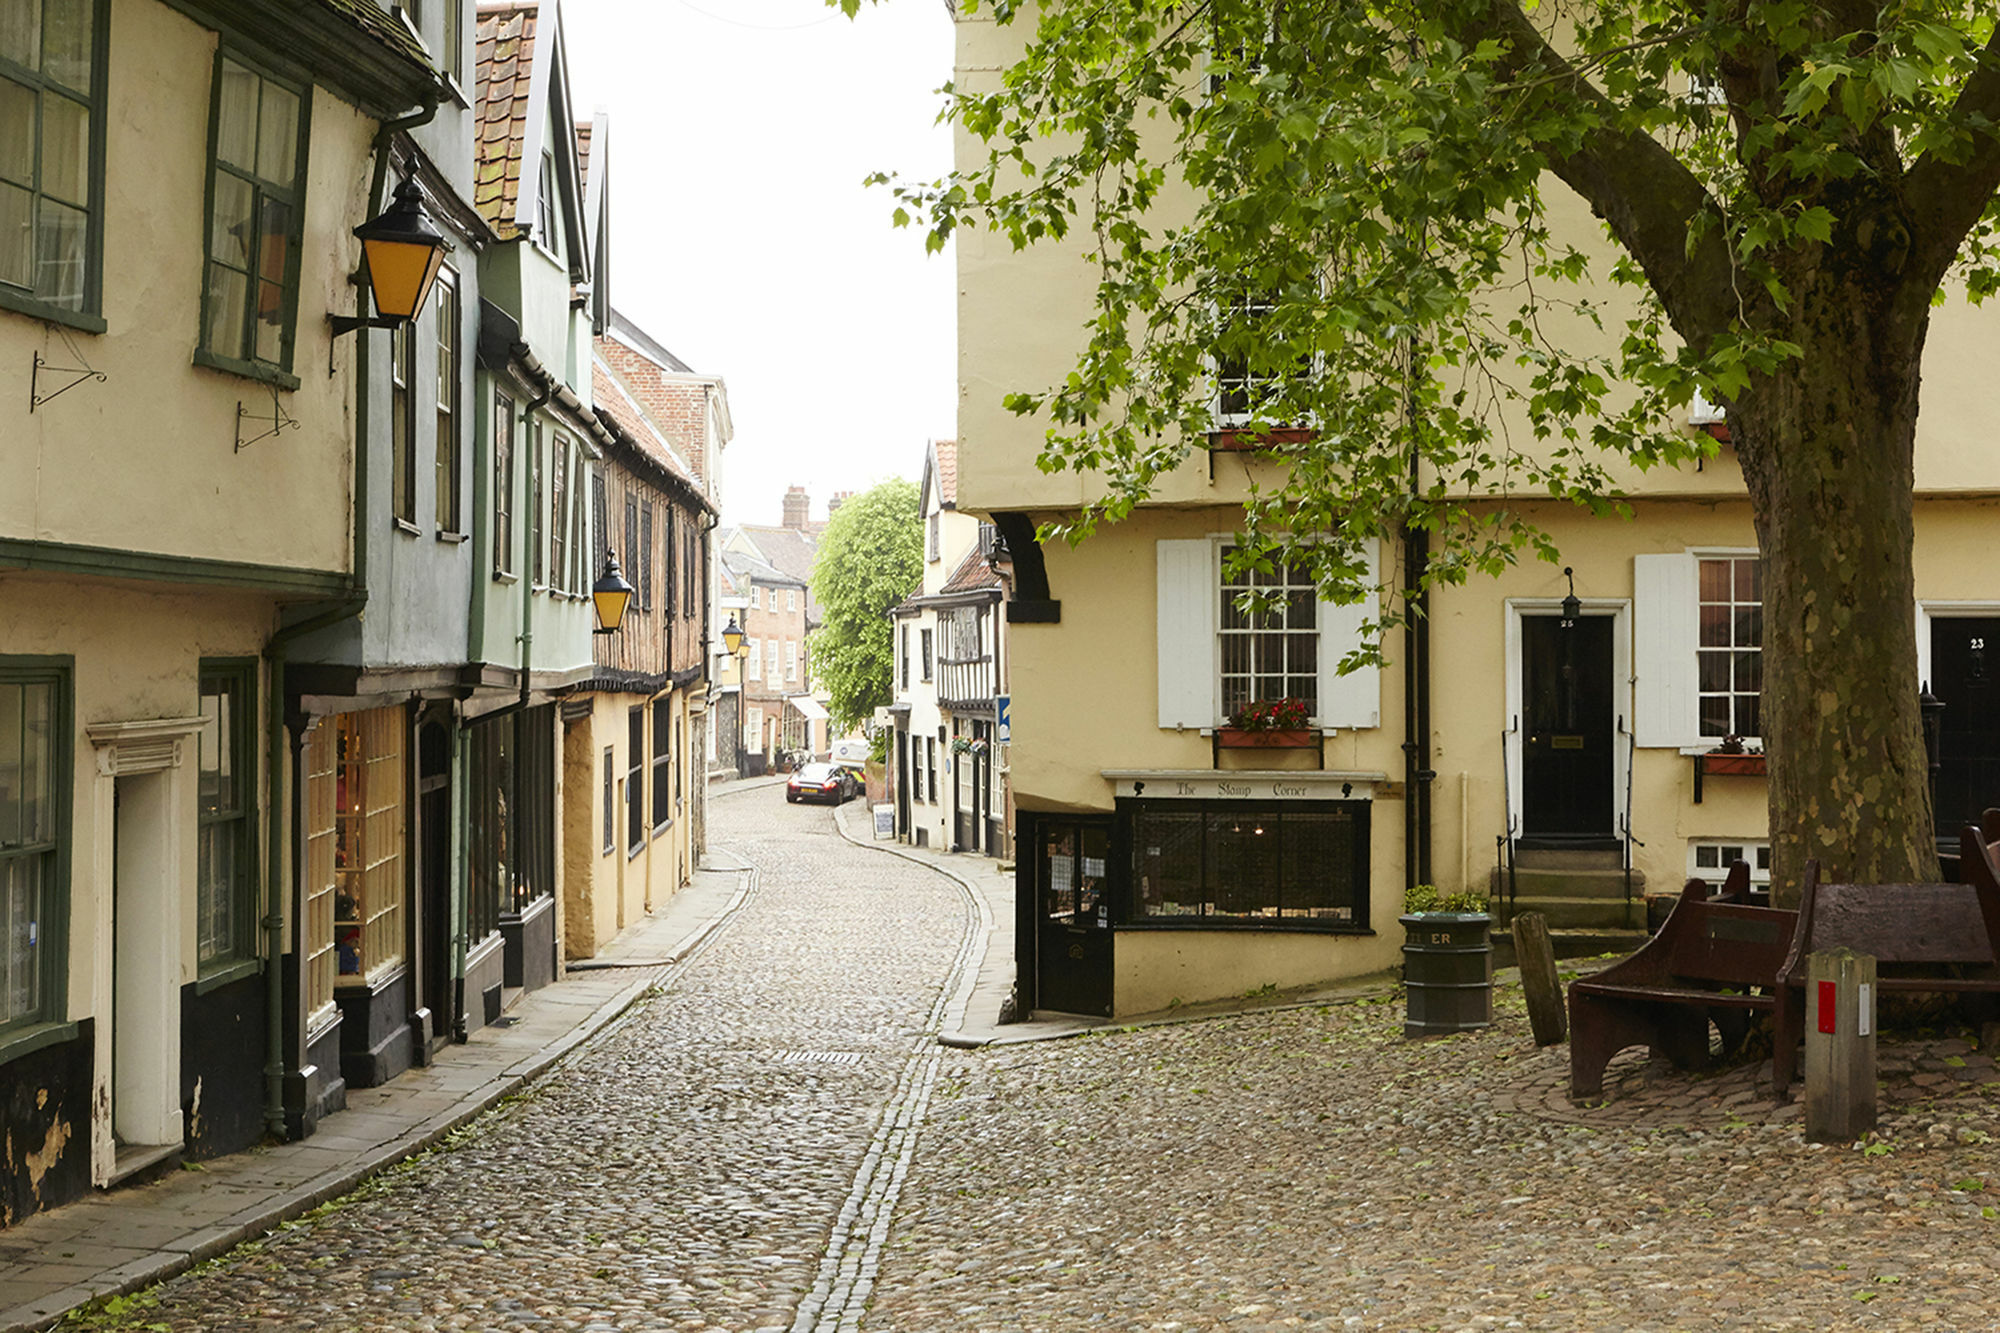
787,762,861,805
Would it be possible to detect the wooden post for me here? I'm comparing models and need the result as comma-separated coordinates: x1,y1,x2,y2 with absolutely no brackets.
1804,948,1877,1144
1512,911,1567,1047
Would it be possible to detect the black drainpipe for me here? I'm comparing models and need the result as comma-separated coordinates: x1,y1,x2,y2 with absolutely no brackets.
1401,323,1434,893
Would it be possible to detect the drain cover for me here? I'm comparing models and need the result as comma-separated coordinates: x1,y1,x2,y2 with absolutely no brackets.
775,1050,864,1066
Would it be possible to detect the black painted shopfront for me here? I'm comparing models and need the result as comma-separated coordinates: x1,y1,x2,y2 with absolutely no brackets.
1019,783,1374,1019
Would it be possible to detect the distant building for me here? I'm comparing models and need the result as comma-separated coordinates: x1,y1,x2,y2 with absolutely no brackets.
889,441,1009,856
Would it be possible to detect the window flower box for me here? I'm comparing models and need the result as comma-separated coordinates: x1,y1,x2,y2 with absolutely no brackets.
1214,726,1319,749
1702,752,1767,777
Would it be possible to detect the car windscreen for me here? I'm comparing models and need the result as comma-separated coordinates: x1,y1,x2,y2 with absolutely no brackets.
796,764,837,781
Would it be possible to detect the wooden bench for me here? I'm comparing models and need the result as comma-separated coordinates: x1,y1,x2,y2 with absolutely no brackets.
1770,825,2000,1092
1568,872,1798,1100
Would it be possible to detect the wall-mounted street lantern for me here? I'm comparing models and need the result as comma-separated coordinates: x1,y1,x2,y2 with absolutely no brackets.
1560,566,1582,629
592,553,635,635
721,617,746,657
329,178,450,336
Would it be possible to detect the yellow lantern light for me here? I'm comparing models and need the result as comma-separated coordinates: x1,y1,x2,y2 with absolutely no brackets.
330,178,450,335
592,554,636,636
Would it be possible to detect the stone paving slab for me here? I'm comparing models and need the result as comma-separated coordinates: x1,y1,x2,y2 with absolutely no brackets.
0,862,752,1333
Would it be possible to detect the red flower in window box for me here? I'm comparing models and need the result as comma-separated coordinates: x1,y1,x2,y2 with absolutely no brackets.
1217,698,1315,747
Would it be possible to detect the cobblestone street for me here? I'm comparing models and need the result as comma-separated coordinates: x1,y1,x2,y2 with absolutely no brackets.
53,784,2000,1332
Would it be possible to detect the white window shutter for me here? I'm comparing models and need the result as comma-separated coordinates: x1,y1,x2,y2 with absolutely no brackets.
1157,539,1216,729
1317,538,1380,729
1633,552,1697,747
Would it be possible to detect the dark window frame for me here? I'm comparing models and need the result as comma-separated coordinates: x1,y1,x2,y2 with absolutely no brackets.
0,0,110,332
433,267,461,534
390,319,417,526
626,705,645,855
0,657,72,1047
601,745,614,855
651,697,672,831
1119,798,1371,932
492,390,515,576
195,46,311,386
196,659,258,977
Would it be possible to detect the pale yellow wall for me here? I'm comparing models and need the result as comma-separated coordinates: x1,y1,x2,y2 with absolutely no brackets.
1115,927,1399,1019
562,687,694,958
0,571,272,1018
0,3,370,573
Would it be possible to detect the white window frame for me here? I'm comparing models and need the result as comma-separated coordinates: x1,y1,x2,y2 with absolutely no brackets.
1634,548,1763,750
745,638,762,681
787,589,798,613
1210,285,1320,432
766,639,780,681
785,641,798,683
1689,839,1771,885
1155,536,1380,731
752,587,762,610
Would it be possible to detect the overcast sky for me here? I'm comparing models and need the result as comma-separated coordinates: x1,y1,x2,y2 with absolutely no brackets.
562,0,958,528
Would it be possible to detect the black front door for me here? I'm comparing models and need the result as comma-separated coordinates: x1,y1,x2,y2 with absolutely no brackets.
1931,617,2000,838
1034,818,1113,1017
417,719,453,1049
1521,614,1614,839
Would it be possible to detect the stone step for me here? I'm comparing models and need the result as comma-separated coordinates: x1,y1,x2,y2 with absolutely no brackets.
1513,846,1626,871
1495,894,1646,931
1490,867,1647,901
1492,927,1648,970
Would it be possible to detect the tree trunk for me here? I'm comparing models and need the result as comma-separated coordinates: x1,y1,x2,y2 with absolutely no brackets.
1734,268,1939,905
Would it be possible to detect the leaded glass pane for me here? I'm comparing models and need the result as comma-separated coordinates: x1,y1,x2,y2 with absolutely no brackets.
34,194,81,305
255,78,297,186
209,171,252,263
0,77,31,184
254,280,284,361
39,0,86,92
197,822,233,963
0,182,26,289
0,685,18,848
205,262,248,358
214,60,258,171
39,89,85,205
0,0,37,70
20,681,49,845
3,855,42,1023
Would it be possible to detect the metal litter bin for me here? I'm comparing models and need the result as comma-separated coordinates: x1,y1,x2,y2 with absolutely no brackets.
1401,912,1494,1037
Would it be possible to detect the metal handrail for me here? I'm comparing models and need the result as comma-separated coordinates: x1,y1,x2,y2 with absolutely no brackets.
1619,716,1642,911
1499,719,1519,916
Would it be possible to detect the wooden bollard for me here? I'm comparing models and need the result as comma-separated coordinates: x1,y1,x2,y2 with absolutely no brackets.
1512,911,1567,1047
1805,948,1877,1144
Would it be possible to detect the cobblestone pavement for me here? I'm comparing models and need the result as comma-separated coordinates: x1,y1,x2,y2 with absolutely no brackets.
63,795,2000,1332
866,985,2000,1333
67,788,974,1332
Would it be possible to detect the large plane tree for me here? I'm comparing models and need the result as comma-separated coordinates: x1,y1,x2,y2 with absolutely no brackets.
855,0,2000,899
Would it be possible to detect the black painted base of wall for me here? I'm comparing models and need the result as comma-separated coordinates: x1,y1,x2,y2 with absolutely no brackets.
501,896,556,993
288,1021,348,1141
335,969,414,1089
181,971,268,1160
464,932,506,1037
0,1020,93,1228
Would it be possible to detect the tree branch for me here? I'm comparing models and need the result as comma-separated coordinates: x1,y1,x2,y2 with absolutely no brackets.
1903,27,2000,291
1452,0,1740,345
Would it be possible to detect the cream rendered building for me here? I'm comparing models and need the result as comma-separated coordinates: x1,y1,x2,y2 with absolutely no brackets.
0,0,438,1220
954,10,2000,1019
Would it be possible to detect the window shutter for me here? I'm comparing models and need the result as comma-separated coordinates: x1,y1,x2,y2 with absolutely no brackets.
1157,539,1216,729
1317,538,1380,729
1634,552,1697,747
